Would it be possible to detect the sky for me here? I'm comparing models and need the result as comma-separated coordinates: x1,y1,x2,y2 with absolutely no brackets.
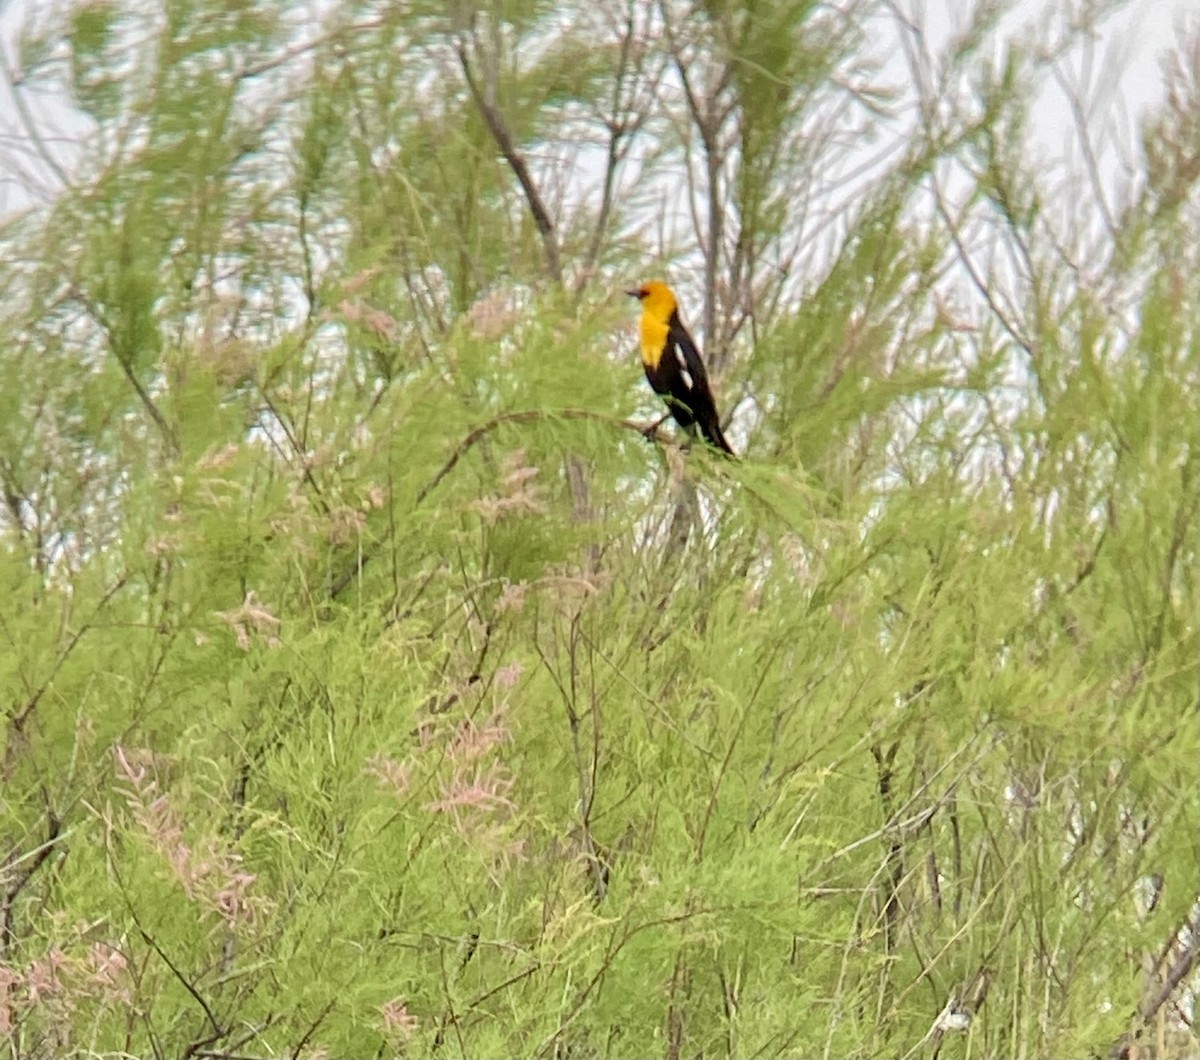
0,0,1194,221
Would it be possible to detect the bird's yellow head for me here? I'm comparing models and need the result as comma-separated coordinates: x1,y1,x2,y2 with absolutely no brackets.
626,280,678,322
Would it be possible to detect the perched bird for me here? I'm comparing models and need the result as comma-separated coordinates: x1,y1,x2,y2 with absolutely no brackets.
626,281,735,456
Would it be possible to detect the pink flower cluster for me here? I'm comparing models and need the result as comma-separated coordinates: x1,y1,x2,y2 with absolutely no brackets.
113,745,267,929
0,941,131,1038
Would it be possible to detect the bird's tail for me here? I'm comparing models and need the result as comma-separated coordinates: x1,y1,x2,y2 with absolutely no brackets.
700,418,736,457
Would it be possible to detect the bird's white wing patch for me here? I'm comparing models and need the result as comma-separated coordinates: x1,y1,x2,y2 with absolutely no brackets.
673,344,694,389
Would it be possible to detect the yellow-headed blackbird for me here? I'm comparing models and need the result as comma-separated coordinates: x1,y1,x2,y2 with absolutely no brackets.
627,281,734,455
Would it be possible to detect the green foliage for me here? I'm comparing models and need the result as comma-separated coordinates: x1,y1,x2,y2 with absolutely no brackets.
0,1,1196,1057
67,2,121,122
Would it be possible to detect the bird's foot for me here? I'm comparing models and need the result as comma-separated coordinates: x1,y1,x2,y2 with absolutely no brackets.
642,414,670,441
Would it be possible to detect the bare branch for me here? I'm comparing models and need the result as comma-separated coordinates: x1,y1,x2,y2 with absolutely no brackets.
1140,906,1200,1025
456,39,561,283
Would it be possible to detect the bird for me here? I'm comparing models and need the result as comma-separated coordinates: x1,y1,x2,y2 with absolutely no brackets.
626,281,735,456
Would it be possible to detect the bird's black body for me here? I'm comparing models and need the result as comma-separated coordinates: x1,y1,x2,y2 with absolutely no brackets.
643,311,734,455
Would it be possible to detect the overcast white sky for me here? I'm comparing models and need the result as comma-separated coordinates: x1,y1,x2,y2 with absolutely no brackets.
0,0,1194,221
939,0,1193,197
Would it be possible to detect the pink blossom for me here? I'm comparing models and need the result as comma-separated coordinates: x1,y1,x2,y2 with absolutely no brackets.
450,711,510,763
213,867,257,926
365,752,413,798
427,766,515,818
493,661,523,690
0,963,23,1034
24,948,66,1005
381,996,419,1038
87,943,132,1004
495,581,527,615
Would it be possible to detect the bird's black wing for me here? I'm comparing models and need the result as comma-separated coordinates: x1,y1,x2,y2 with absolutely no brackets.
664,314,734,455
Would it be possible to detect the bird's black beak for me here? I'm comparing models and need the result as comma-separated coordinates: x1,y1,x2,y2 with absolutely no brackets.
626,288,646,300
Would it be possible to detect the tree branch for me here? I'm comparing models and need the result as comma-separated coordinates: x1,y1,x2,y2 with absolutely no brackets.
0,805,62,959
456,40,561,282
326,410,675,600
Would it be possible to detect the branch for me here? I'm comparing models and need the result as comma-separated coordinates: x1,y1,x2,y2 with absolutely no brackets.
579,9,641,289
287,997,335,1060
115,350,180,456
137,925,225,1058
0,49,74,194
326,410,673,600
0,805,62,959
456,40,561,282
414,408,670,505
236,18,384,80
9,570,133,736
68,285,179,454
1141,923,1200,1025
928,175,1037,365
1107,906,1200,1059
659,2,726,350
